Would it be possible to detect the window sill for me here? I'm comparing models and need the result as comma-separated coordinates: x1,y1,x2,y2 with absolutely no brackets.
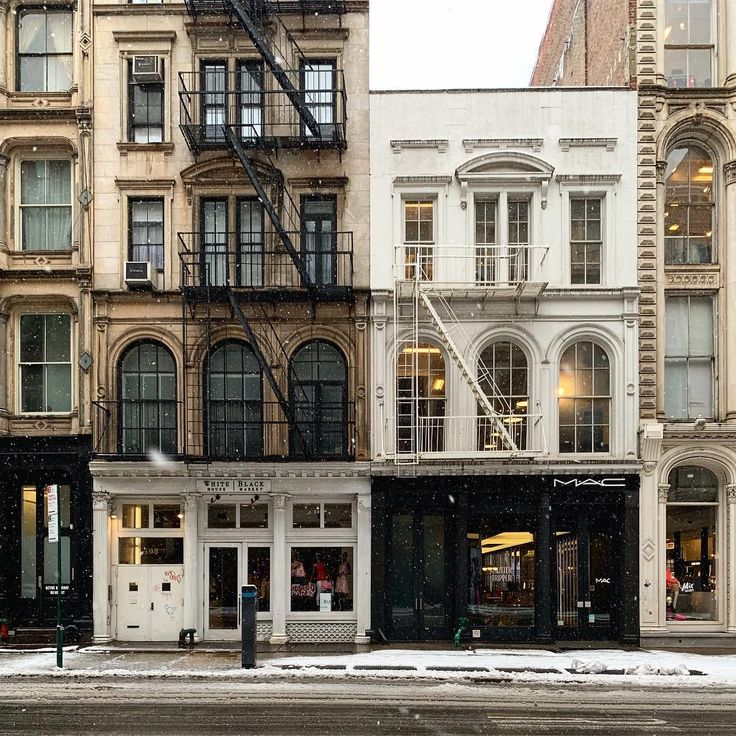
118,142,174,156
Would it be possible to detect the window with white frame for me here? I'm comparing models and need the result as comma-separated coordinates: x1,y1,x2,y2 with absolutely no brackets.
403,199,434,280
19,314,71,413
664,294,715,420
20,160,72,251
664,0,714,88
473,196,530,285
292,502,352,529
129,198,164,270
570,197,603,285
128,59,164,143
558,341,611,453
17,9,73,92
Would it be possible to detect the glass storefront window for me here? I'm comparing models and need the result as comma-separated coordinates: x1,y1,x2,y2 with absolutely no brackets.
248,547,270,612
208,504,236,529
208,546,238,629
293,503,321,528
467,523,535,627
666,466,718,622
122,504,149,529
153,504,181,528
290,547,353,612
21,486,37,599
119,537,183,564
324,503,352,528
240,503,268,529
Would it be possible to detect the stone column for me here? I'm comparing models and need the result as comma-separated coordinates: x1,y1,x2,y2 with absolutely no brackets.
723,162,736,421
180,493,199,638
354,494,371,645
727,484,736,633
92,490,112,643
269,493,290,644
0,313,7,414
0,3,7,91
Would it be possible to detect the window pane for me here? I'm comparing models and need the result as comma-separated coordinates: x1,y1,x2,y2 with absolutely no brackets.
248,547,270,612
290,547,353,612
668,465,718,502
665,297,689,355
688,297,714,356
21,487,37,598
153,504,181,529
47,56,73,92
240,503,268,529
47,13,73,54
18,13,46,54
293,503,320,528
664,357,688,420
324,503,352,529
45,364,71,412
122,504,150,529
207,504,236,529
45,314,71,361
688,357,713,418
20,315,44,362
21,365,44,412
118,537,183,565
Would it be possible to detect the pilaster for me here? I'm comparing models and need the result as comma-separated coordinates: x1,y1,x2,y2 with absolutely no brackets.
724,162,736,422
92,490,112,643
180,493,199,637
727,484,736,633
0,154,10,251
354,494,371,644
269,493,290,644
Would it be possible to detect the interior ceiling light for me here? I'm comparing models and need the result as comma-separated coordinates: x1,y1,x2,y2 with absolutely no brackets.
669,224,680,232
698,166,713,174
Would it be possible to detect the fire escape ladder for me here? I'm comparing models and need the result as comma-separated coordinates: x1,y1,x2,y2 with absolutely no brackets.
223,126,317,297
225,289,311,457
226,0,323,138
418,289,518,452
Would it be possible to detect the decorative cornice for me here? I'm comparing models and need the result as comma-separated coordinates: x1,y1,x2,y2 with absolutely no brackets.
390,139,448,154
462,138,543,154
112,30,178,43
559,137,617,152
664,269,719,288
555,174,622,185
287,176,349,189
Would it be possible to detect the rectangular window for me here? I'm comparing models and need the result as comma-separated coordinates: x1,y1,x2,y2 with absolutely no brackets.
508,199,530,282
293,502,352,529
301,60,336,140
403,200,434,280
240,503,268,529
129,198,164,270
290,547,353,612
248,547,270,612
128,59,164,143
664,0,714,87
17,9,73,92
665,295,715,420
301,195,337,286
19,314,71,413
238,60,264,141
474,199,497,283
21,486,37,598
570,197,602,285
20,160,72,251
119,537,183,565
201,60,227,143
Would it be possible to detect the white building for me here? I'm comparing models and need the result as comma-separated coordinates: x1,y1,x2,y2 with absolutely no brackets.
369,89,642,644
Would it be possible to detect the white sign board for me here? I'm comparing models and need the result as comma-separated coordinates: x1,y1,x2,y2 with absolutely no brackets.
47,485,59,543
196,479,271,494
319,593,332,612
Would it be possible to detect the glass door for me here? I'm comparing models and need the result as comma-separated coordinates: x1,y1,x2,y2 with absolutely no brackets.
388,509,451,640
205,544,240,640
553,509,617,639
301,195,337,286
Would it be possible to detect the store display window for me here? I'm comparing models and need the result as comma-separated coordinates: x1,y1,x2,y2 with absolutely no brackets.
206,502,269,529
248,547,271,612
292,502,352,529
290,546,353,612
666,466,719,622
122,502,181,529
467,516,535,627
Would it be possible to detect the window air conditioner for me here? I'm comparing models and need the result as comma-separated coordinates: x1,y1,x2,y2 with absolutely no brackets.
132,56,163,83
125,261,159,290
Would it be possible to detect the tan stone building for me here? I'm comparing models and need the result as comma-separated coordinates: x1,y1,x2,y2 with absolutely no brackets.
88,0,370,644
0,2,95,634
535,0,736,647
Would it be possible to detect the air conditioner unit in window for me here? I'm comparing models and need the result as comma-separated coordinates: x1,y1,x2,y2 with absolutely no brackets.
132,56,163,83
125,261,159,290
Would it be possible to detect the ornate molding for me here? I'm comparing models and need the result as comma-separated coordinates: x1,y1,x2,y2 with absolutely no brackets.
658,484,670,503
558,137,617,152
664,270,719,287
656,160,668,185
555,174,621,185
180,492,200,511
92,491,111,512
727,484,736,504
463,138,543,154
724,160,736,187
390,139,448,154
642,537,656,562
356,495,371,511
271,493,291,510
392,175,453,186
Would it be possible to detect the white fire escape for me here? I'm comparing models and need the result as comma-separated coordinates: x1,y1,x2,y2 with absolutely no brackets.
392,243,549,464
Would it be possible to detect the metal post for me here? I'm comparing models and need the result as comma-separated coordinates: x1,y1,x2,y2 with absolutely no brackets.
56,532,62,668
241,584,258,668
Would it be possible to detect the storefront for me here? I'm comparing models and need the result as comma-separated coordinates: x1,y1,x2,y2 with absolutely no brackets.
0,436,92,633
90,464,371,644
371,472,639,644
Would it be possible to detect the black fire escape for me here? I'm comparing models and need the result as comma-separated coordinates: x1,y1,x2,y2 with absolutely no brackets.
178,0,354,462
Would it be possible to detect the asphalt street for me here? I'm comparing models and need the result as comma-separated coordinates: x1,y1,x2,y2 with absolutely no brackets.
1,679,735,736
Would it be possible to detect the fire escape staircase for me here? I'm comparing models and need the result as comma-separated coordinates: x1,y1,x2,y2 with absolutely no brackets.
181,0,346,460
418,289,517,452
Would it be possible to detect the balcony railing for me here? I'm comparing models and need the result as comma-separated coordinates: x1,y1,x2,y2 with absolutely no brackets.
178,231,353,298
179,69,347,154
184,0,345,17
93,399,356,461
394,244,549,287
388,413,545,460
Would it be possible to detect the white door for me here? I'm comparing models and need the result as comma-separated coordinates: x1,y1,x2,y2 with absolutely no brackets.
116,566,184,641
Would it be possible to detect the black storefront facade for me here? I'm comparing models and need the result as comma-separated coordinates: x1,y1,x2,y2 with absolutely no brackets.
371,472,639,645
0,436,92,632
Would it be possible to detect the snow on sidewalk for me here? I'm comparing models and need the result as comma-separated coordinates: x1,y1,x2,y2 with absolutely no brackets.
1,646,736,687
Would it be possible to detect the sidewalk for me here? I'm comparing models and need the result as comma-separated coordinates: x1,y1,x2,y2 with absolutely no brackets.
2,645,736,687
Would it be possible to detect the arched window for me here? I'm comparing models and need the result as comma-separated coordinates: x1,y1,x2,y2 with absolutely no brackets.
396,343,445,453
119,341,177,455
665,466,719,622
558,341,610,453
206,341,262,459
478,341,528,451
290,341,348,459
664,144,714,265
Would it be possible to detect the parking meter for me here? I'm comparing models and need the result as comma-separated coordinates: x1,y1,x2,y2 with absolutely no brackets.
241,584,258,669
